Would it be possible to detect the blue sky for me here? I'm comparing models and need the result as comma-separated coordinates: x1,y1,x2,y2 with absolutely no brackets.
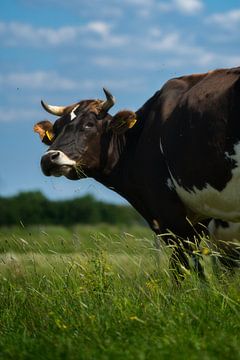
1,0,240,203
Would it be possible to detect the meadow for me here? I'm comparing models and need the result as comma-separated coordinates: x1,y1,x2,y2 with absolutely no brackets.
0,224,240,359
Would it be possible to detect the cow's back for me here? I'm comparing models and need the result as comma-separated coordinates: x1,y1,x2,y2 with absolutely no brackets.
160,67,240,222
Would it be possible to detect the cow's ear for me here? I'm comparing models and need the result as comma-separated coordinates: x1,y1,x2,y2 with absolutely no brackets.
33,120,55,145
109,110,137,134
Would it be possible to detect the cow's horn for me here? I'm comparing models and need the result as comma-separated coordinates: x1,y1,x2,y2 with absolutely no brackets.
98,88,116,118
41,100,79,116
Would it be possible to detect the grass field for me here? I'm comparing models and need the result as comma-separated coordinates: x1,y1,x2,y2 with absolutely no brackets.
0,224,240,359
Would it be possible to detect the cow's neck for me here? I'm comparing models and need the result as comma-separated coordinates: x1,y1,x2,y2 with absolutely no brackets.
98,97,157,181
94,108,167,220
102,132,127,175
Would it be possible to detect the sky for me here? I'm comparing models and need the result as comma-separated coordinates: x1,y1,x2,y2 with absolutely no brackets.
1,0,240,204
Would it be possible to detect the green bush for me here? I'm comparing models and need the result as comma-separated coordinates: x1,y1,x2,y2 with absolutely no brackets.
0,191,145,226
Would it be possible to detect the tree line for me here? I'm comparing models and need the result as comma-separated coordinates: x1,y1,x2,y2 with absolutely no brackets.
0,191,145,226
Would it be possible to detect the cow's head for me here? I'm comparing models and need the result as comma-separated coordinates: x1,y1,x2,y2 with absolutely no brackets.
34,88,137,180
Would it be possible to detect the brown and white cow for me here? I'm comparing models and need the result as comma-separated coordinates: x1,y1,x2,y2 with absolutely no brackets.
34,67,240,279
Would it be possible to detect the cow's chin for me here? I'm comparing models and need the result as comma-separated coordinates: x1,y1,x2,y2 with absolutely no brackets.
65,167,82,180
49,165,80,180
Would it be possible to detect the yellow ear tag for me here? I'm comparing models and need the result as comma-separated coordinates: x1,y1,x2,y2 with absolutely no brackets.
45,130,53,141
128,118,137,129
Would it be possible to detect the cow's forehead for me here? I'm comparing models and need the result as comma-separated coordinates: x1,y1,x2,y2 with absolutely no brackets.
75,99,104,115
52,99,105,134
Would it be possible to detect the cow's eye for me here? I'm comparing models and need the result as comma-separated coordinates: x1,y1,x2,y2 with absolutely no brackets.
84,122,94,129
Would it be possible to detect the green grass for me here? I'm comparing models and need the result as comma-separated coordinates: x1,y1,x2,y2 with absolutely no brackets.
0,225,240,359
0,224,152,254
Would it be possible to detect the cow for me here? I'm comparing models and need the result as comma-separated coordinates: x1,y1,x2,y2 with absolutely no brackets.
34,67,240,281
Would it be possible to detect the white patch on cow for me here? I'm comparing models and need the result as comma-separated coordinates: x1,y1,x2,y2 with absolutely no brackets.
208,220,240,242
70,105,80,121
169,142,240,222
47,150,76,166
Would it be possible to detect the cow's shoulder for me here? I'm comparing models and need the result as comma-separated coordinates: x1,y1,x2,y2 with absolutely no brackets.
179,67,240,109
158,71,213,121
164,71,209,92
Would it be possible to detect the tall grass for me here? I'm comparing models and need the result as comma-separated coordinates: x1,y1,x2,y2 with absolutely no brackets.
0,225,240,359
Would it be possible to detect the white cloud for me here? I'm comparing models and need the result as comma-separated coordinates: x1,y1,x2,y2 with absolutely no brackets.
85,21,111,36
122,0,155,5
207,9,240,30
146,32,181,52
138,29,206,58
0,71,79,90
119,0,204,17
166,51,240,70
22,0,123,21
158,0,203,14
69,78,146,92
214,54,240,68
93,56,168,71
174,0,203,14
0,22,78,46
0,20,128,48
84,32,129,48
0,108,42,123
0,70,146,100
93,29,240,72
124,0,203,13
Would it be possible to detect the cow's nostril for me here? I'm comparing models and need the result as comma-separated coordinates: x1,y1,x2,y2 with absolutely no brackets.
50,151,60,161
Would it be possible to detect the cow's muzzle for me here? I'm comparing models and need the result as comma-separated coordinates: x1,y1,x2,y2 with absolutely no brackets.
41,150,76,177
